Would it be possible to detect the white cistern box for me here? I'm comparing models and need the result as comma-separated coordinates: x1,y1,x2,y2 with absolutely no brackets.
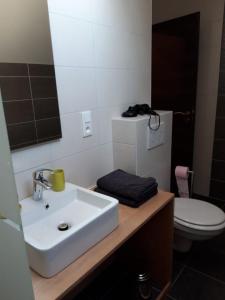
112,111,173,191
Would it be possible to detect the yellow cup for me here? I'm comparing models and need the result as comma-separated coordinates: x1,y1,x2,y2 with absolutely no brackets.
52,169,65,192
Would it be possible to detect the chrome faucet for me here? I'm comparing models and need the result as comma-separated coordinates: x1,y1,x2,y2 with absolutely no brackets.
33,169,53,201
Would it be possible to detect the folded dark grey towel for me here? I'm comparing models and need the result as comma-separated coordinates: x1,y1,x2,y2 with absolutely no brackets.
96,169,158,204
95,186,158,208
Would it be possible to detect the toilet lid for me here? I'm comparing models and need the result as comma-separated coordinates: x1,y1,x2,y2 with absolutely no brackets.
174,198,225,227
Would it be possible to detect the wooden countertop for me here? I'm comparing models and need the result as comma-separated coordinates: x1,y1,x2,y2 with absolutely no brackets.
32,191,174,300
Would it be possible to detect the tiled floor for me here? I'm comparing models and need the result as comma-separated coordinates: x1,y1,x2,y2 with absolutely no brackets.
75,194,225,300
168,197,225,300
75,231,225,300
169,232,225,300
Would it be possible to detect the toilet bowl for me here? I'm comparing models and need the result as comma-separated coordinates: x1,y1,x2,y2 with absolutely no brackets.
174,197,225,252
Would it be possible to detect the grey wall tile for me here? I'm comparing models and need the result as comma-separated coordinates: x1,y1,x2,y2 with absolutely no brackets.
28,64,55,76
3,100,34,124
210,179,225,200
34,98,59,120
0,63,28,76
210,8,225,200
218,72,225,95
216,96,225,117
215,118,225,139
7,122,36,149
1,63,62,150
211,160,225,181
213,139,225,160
36,117,62,142
30,77,57,99
0,77,31,101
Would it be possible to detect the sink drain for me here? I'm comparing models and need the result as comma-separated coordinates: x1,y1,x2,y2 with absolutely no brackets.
57,222,70,231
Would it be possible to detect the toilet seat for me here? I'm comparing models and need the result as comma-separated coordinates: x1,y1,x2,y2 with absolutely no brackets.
174,198,225,231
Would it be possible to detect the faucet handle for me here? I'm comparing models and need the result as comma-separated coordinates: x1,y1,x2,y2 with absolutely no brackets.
33,178,52,190
33,169,53,181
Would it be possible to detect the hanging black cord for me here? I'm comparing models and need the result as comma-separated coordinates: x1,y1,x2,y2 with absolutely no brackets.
148,111,161,131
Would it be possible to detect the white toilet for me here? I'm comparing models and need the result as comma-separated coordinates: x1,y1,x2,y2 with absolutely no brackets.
174,197,225,252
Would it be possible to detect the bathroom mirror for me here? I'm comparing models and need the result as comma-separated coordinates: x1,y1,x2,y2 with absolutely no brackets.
0,0,62,150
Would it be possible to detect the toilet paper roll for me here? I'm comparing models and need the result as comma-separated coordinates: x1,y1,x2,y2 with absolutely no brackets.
175,166,189,198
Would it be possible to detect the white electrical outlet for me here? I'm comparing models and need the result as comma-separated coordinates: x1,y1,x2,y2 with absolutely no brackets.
81,111,92,138
147,122,165,150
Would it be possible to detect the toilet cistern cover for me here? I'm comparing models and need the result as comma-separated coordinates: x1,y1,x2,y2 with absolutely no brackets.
174,198,225,226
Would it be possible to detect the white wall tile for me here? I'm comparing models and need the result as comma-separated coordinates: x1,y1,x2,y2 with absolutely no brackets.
127,34,148,71
91,0,131,31
12,143,52,173
127,69,150,103
51,155,76,183
97,105,129,145
52,144,113,188
15,163,53,201
13,1,152,200
49,13,95,67
74,110,100,152
96,69,129,107
129,0,152,34
50,111,99,161
49,114,79,160
48,0,92,21
93,25,129,68
55,66,98,114
91,0,152,35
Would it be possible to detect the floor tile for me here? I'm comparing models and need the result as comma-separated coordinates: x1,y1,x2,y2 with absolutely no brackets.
166,296,177,300
170,268,225,300
188,246,225,283
172,261,185,284
74,291,93,300
173,245,197,265
101,281,161,300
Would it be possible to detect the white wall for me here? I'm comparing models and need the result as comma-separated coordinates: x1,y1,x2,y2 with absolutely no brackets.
0,0,53,64
112,112,173,191
153,0,224,196
12,0,152,200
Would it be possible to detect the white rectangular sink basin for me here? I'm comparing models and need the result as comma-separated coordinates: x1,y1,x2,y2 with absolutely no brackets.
20,183,118,278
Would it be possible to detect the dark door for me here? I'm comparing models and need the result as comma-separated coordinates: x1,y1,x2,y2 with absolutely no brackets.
152,13,200,194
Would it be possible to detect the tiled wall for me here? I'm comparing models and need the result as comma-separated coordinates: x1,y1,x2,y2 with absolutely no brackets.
153,0,225,197
12,0,152,200
210,8,225,202
0,63,61,149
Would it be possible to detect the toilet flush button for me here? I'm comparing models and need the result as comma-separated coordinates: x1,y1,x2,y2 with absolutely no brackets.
147,122,165,150
81,111,92,138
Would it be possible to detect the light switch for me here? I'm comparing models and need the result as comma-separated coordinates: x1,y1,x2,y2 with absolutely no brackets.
81,111,92,138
